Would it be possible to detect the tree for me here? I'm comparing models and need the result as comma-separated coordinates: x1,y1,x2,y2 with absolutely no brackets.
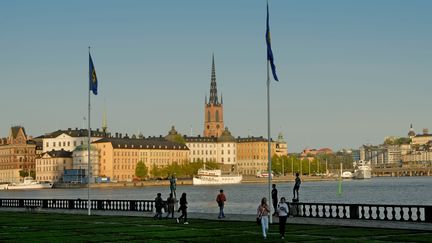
135,161,148,180
29,170,36,179
19,170,29,178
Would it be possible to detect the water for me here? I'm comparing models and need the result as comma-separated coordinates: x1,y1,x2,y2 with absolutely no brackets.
1,177,431,214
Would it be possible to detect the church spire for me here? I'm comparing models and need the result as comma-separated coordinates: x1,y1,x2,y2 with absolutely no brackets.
209,53,218,105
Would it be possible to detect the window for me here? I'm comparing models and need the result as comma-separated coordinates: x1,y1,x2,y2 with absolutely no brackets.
46,142,49,147
53,142,56,147
215,110,219,122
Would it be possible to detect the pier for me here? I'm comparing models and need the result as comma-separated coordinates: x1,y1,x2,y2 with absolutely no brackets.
372,165,432,177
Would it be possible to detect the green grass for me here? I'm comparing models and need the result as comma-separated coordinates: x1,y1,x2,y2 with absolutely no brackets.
0,212,431,242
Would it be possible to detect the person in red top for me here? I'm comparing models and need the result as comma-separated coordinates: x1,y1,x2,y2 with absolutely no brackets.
216,189,227,219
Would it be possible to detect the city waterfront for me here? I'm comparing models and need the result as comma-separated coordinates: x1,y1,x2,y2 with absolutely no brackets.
1,177,431,214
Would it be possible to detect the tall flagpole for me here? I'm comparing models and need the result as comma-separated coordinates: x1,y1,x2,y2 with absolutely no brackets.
87,46,92,216
267,59,272,224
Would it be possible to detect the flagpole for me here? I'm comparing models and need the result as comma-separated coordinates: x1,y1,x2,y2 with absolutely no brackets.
87,46,91,216
267,59,272,224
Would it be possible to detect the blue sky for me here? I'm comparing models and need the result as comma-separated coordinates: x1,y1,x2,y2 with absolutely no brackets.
1,0,431,152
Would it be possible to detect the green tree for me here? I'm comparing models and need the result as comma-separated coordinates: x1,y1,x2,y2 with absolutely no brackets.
29,170,36,179
173,135,186,145
19,170,29,178
135,161,148,180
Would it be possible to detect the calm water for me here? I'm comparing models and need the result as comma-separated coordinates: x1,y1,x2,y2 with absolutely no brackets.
1,177,431,214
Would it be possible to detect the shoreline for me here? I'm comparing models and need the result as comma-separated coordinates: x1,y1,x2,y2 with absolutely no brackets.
52,175,338,189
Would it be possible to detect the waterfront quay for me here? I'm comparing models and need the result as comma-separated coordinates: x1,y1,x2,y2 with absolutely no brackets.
0,211,431,242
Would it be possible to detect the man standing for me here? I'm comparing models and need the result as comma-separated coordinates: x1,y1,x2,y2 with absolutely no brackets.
169,174,177,198
216,189,226,219
154,193,164,220
293,172,301,201
271,184,278,216
165,193,176,219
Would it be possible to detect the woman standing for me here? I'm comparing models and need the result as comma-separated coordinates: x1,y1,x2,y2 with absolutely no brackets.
176,192,188,224
277,197,289,239
257,197,270,239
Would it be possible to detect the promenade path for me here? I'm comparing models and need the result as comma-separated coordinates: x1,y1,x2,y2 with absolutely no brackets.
2,207,431,231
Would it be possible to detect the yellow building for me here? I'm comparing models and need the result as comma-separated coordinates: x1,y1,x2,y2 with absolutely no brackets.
35,150,73,182
93,137,189,182
236,137,280,176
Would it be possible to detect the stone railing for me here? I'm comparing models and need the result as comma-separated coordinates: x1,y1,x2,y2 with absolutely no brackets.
289,202,432,223
0,198,156,212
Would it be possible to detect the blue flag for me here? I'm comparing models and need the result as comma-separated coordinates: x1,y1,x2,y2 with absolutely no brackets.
266,2,279,81
89,53,98,95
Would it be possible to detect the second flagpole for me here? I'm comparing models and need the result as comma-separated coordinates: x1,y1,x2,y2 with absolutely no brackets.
267,59,272,224
87,46,92,216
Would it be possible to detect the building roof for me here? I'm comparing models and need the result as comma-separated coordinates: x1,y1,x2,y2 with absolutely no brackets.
42,128,106,138
217,127,235,143
184,136,217,143
93,137,189,150
11,126,26,139
44,149,73,158
236,136,271,143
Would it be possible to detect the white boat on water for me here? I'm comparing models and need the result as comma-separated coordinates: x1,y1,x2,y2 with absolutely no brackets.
353,160,372,179
193,169,242,185
341,171,354,179
0,183,8,190
7,177,53,190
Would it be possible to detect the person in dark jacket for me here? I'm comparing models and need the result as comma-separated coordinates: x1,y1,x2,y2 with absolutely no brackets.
165,193,176,219
216,189,227,219
154,193,164,220
271,184,278,216
176,192,188,224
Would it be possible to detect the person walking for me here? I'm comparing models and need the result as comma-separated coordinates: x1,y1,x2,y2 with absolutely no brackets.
176,192,188,224
277,197,289,239
271,184,278,216
257,197,270,240
293,172,301,201
165,193,176,219
216,189,227,219
153,193,164,220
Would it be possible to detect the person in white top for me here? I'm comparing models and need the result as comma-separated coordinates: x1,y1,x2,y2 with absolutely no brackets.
277,197,289,239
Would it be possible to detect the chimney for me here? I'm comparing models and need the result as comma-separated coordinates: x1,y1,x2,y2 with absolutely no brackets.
119,133,122,138
423,128,429,135
68,128,71,131
115,133,118,138
96,128,100,132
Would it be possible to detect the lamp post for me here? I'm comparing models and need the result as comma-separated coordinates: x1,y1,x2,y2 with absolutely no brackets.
291,157,294,175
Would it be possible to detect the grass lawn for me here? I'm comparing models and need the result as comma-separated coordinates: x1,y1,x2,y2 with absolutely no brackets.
0,212,431,242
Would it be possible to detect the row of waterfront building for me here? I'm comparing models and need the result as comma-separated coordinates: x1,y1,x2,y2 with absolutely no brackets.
0,125,287,183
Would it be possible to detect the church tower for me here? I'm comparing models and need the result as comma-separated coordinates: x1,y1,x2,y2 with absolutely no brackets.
204,54,224,137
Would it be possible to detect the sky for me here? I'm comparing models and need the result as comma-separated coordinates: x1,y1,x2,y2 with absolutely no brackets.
0,0,431,152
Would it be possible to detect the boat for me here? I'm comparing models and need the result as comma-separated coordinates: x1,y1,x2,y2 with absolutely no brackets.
353,160,372,179
256,171,274,178
341,171,354,179
0,183,8,190
7,177,54,190
193,169,242,185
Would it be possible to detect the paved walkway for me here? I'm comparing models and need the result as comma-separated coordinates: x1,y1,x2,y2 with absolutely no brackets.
2,207,431,231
